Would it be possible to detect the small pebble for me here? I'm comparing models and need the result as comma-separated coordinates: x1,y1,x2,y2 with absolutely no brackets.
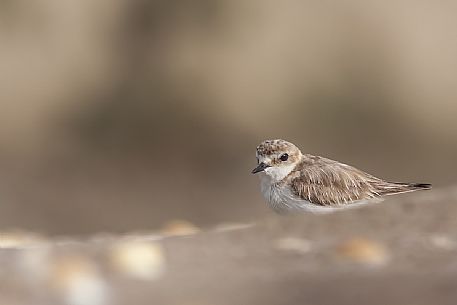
275,237,312,254
336,237,389,265
160,220,200,236
49,255,109,305
0,231,46,249
109,240,166,280
213,222,255,233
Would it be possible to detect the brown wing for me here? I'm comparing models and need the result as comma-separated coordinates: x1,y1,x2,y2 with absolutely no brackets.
289,155,429,206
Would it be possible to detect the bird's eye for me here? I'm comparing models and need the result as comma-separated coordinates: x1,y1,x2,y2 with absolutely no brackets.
279,153,289,161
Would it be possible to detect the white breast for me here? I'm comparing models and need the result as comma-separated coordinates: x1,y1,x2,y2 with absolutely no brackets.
259,174,318,213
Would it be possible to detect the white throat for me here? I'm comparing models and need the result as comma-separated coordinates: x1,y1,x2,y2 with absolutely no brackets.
262,163,296,183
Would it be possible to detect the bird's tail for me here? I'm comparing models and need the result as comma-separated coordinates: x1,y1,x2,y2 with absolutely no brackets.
380,182,432,196
406,183,432,190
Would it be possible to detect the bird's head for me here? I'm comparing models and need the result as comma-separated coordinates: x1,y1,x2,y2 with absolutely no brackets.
252,139,302,182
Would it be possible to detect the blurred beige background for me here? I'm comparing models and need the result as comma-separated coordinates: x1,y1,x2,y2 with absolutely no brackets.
0,0,455,235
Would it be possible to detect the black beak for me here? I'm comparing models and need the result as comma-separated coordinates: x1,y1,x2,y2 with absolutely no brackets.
251,162,270,174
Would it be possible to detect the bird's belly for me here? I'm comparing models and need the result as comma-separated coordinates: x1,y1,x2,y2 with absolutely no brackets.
261,182,374,214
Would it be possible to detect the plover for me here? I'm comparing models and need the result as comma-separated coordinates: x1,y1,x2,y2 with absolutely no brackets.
252,139,431,213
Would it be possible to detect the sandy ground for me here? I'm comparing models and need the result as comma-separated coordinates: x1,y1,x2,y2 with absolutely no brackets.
1,187,457,305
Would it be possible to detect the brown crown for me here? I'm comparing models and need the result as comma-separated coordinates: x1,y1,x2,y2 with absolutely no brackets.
256,139,300,157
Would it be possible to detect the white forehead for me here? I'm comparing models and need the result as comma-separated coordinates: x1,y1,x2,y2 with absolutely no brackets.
257,155,272,164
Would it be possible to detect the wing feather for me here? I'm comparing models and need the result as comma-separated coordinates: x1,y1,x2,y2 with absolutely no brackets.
289,155,422,206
